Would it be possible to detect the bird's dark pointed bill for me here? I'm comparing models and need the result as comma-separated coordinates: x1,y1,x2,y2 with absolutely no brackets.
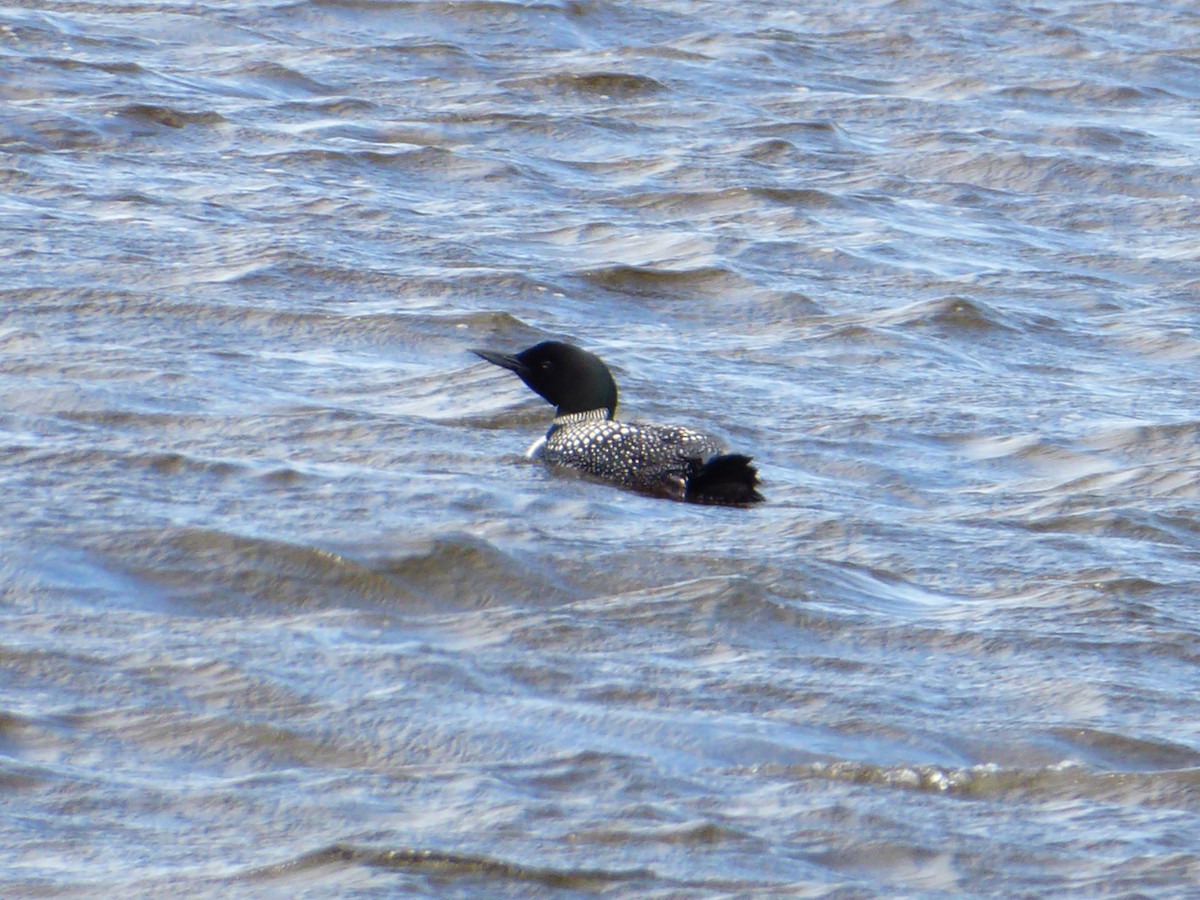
472,348,528,374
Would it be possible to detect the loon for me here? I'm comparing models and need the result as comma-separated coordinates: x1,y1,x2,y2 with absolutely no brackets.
472,340,763,506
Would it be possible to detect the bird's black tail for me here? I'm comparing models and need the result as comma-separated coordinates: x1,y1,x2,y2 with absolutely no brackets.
685,454,764,506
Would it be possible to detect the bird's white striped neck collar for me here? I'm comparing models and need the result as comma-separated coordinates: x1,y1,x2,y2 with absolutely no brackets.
551,408,612,426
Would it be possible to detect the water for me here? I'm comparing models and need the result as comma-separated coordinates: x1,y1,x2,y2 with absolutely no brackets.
4,0,1200,894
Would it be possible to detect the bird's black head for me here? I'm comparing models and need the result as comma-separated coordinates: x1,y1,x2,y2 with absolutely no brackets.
472,340,619,418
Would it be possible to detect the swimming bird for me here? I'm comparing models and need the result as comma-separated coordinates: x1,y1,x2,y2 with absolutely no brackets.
472,340,763,506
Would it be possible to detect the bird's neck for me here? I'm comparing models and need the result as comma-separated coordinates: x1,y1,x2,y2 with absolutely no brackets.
552,407,613,426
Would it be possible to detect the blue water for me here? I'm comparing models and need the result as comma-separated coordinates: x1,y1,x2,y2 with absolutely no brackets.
4,0,1200,894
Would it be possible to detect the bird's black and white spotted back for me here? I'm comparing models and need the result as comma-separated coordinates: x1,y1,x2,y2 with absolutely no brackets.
544,415,723,500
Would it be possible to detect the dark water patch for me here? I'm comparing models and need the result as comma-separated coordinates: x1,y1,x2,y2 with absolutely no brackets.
798,301,1024,371
49,406,211,435
366,845,654,889
571,818,752,848
252,143,524,186
373,37,482,65
0,760,44,794
420,309,538,349
103,528,412,614
0,708,74,769
615,186,849,221
495,748,659,799
74,703,374,772
502,70,668,100
101,528,581,615
374,533,581,610
576,263,750,300
5,79,225,150
643,286,822,332
1037,123,1167,155
244,843,654,892
744,113,862,152
124,450,244,480
1090,573,1179,600
750,185,853,211
272,95,383,119
230,60,340,98
607,190,755,221
112,103,226,131
993,79,1173,109
740,136,806,163
785,315,908,353
258,465,309,486
0,51,150,101
0,108,110,152
867,296,1018,336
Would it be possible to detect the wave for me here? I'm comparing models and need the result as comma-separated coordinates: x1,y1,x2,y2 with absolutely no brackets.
103,528,580,614
242,842,653,891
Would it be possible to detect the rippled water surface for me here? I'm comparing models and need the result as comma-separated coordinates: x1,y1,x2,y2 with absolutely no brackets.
5,0,1200,894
